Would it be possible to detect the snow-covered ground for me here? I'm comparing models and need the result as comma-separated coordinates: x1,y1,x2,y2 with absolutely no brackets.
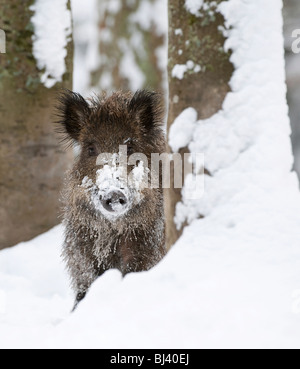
1,0,300,349
1,189,300,349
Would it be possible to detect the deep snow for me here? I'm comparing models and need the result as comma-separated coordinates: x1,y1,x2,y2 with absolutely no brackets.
1,193,300,349
1,0,300,349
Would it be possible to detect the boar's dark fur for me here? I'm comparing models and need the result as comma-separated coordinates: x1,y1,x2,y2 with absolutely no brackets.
56,89,167,309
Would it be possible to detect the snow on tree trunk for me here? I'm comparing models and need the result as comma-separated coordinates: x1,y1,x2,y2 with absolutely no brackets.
167,0,297,248
165,0,233,249
90,0,167,92
0,0,73,249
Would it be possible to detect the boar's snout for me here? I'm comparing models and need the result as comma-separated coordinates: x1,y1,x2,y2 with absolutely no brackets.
101,190,128,214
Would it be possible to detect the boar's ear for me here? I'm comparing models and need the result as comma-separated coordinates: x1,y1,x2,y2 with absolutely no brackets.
56,90,90,143
128,90,164,131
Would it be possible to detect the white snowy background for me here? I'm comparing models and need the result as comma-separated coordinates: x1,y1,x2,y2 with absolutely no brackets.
1,0,300,349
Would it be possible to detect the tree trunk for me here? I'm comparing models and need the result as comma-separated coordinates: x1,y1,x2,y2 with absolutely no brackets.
0,0,73,249
90,0,167,92
165,0,233,249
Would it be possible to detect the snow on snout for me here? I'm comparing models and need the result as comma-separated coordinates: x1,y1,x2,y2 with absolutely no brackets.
96,162,126,194
81,158,149,220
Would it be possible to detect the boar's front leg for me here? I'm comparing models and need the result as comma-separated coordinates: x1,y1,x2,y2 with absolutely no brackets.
72,267,108,311
62,237,100,311
72,291,87,311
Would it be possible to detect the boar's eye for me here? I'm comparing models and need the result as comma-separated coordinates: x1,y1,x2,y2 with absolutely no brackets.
88,146,97,157
127,146,134,156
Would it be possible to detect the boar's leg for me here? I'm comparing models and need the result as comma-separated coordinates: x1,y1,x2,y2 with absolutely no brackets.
71,266,107,312
72,291,87,311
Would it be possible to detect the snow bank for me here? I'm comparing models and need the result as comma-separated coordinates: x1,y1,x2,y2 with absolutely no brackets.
31,0,72,88
0,227,72,349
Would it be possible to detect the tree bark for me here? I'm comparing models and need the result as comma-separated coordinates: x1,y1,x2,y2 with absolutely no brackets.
91,0,166,92
0,0,73,249
165,0,233,249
